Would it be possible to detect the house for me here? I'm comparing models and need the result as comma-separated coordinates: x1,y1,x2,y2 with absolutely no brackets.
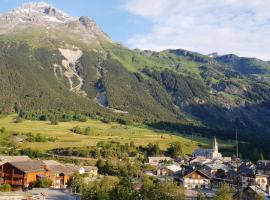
257,160,270,175
83,166,98,177
148,157,173,166
255,174,268,191
182,169,211,189
0,160,46,188
165,164,182,176
189,156,212,166
42,160,74,189
204,163,230,178
242,185,270,200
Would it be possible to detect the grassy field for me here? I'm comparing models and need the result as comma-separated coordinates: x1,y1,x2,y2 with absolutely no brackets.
0,115,233,154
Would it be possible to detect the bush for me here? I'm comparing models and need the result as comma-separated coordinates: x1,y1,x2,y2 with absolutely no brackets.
34,178,52,188
0,127,5,133
0,184,11,192
50,119,59,125
70,126,83,134
14,116,24,123
84,127,91,135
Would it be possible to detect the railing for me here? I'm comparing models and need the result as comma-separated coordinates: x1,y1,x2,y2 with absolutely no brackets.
2,180,23,185
0,173,24,178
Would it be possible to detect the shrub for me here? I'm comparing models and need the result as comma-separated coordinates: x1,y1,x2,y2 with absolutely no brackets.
34,178,52,188
0,184,11,192
14,116,24,123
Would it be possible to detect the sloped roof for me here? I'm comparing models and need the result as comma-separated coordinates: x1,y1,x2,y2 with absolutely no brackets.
8,160,45,173
0,156,31,165
49,165,74,176
184,169,211,179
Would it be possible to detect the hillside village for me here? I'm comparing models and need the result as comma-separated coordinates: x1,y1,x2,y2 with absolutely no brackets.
0,137,270,199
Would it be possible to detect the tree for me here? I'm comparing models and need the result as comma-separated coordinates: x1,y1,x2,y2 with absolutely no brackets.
143,182,185,200
214,183,233,200
197,191,206,200
34,178,52,188
67,172,84,194
255,194,264,200
110,178,140,200
166,142,183,159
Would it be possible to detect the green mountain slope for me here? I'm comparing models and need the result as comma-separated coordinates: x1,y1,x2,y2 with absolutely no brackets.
1,2,270,156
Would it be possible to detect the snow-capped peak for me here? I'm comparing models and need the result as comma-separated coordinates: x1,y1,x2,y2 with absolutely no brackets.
3,1,75,24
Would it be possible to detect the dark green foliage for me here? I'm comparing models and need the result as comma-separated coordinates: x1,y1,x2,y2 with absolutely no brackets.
33,178,53,188
80,177,185,200
25,133,57,142
166,142,183,159
19,148,43,158
70,126,91,135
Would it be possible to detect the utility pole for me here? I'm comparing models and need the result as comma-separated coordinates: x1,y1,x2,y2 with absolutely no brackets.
236,128,240,200
236,128,239,159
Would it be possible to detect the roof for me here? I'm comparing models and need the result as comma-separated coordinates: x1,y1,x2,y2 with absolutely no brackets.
190,156,211,165
165,164,182,172
83,166,98,172
148,157,173,161
205,163,230,172
49,165,74,176
0,156,31,165
8,160,45,173
248,185,270,200
184,169,211,179
42,160,62,166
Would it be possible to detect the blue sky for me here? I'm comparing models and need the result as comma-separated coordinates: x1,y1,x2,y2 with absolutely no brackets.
1,0,270,60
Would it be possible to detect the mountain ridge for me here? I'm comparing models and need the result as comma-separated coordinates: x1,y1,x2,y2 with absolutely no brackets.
1,2,270,154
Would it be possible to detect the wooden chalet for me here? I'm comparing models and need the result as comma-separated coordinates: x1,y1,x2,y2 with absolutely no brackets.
0,160,46,188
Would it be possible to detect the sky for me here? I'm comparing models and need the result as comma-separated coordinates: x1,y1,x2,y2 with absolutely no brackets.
0,0,270,60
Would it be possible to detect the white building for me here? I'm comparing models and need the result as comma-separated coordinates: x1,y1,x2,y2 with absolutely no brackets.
192,137,222,160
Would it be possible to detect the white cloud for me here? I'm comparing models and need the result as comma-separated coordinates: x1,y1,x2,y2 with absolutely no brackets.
122,0,270,60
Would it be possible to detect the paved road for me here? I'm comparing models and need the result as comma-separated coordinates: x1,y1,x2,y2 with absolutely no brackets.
28,188,80,200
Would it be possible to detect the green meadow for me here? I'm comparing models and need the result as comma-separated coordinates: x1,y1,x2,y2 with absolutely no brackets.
0,115,233,154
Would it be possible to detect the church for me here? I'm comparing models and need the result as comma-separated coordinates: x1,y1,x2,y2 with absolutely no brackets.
192,137,222,160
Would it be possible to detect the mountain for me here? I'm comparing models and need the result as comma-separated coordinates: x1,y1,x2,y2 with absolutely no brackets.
1,2,270,145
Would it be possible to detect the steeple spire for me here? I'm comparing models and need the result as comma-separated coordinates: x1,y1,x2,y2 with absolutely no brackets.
213,136,218,153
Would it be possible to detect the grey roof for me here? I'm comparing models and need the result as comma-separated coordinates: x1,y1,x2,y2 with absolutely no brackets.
0,156,31,165
8,160,45,173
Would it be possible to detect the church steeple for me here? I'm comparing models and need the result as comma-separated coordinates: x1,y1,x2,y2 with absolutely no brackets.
213,137,218,153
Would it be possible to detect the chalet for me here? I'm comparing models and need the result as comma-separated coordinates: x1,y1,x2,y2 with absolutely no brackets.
204,163,230,177
83,166,98,177
257,160,270,175
0,160,46,188
42,160,74,188
189,156,211,166
46,165,73,188
255,174,268,191
242,185,270,200
165,164,182,176
148,157,174,166
182,170,211,189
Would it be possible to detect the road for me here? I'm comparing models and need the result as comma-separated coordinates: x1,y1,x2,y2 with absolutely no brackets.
28,188,80,200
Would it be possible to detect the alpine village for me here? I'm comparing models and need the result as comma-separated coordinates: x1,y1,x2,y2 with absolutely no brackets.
0,1,270,200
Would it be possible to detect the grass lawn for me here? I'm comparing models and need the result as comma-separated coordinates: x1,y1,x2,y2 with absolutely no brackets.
0,115,233,154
